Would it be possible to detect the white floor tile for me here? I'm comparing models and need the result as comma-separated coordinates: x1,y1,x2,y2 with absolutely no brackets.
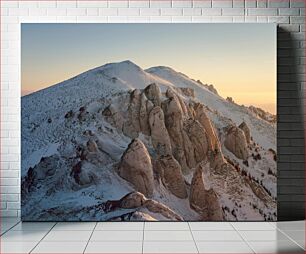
295,240,305,250
0,218,21,224
276,221,305,231
282,230,305,249
32,241,87,253
90,230,143,241
231,222,276,231
52,222,96,231
143,241,198,253
248,240,304,253
1,230,47,242
0,241,37,253
197,241,253,253
11,222,55,231
192,230,243,241
42,230,92,242
189,222,234,231
144,230,193,241
96,222,143,231
145,222,190,231
85,241,143,253
282,230,305,241
239,230,290,241
0,221,21,234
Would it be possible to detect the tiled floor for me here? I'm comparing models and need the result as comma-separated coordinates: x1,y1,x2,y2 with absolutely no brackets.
0,218,304,253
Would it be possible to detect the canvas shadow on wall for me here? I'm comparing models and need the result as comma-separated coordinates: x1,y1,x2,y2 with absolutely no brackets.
21,23,277,221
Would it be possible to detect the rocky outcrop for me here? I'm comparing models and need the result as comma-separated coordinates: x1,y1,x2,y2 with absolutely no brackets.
190,164,208,210
119,191,183,221
144,83,161,107
183,119,209,164
248,105,276,124
123,89,141,138
224,126,249,160
178,87,195,98
102,104,124,131
149,106,172,156
162,89,188,171
155,155,187,199
166,88,189,117
181,130,196,170
194,103,220,152
206,84,218,95
139,93,151,136
239,121,251,144
144,199,183,221
71,161,99,186
118,139,154,197
119,191,147,209
196,80,218,95
86,139,98,153
102,84,225,175
193,103,226,171
189,163,223,220
22,155,58,195
247,180,269,202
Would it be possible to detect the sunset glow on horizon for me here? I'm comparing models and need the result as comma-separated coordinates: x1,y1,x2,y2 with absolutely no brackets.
22,23,276,114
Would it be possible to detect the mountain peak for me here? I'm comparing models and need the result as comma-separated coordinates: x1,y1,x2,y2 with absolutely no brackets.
146,65,176,73
146,66,191,80
101,60,142,71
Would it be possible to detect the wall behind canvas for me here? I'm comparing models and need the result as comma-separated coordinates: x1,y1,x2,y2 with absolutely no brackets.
0,0,304,220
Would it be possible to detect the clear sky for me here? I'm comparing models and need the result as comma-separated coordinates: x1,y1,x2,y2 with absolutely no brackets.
21,23,276,114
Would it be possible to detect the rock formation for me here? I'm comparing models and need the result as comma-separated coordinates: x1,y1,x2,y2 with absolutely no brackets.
123,89,141,138
118,139,154,197
144,83,161,107
189,163,223,220
149,106,172,156
102,85,225,174
162,88,190,171
144,199,183,221
239,121,251,144
155,155,187,199
119,191,147,209
224,125,249,160
139,93,151,136
102,104,124,131
119,191,183,221
86,139,98,153
178,87,195,98
22,155,58,195
166,88,189,117
71,161,98,186
183,119,209,164
194,103,220,152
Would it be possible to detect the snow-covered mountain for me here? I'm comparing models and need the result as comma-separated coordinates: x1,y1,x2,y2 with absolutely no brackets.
21,60,277,221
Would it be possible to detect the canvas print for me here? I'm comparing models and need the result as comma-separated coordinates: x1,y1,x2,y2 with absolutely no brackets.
21,24,277,221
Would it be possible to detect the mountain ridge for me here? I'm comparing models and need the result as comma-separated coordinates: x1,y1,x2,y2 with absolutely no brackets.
21,60,277,221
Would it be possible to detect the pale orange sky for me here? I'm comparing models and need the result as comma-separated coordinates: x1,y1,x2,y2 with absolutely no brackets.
22,24,276,114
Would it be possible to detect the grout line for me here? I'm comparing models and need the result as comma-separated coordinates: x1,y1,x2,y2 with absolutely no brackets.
187,222,200,254
142,222,145,254
29,222,57,254
83,222,97,254
230,222,256,254
276,227,305,251
0,219,21,236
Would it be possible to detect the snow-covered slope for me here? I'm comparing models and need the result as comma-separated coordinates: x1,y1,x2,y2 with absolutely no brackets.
21,60,277,221
22,61,173,170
